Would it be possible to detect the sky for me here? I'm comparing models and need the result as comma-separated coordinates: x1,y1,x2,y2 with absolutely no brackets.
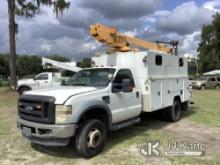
0,0,220,61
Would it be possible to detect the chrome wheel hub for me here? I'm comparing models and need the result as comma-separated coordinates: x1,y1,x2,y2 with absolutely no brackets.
87,128,102,148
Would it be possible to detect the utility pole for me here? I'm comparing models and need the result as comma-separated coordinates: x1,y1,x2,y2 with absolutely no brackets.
7,0,17,89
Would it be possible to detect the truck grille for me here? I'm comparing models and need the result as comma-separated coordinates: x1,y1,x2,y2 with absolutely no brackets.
18,95,55,124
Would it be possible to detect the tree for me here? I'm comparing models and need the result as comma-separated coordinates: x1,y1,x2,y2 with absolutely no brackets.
17,55,43,78
0,54,10,78
47,54,70,62
77,58,92,68
198,13,220,73
7,0,70,89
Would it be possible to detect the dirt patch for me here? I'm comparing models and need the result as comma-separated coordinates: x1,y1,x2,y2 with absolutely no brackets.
163,119,220,155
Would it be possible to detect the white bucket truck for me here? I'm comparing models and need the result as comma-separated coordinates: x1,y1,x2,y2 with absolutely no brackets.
17,57,81,94
17,24,190,158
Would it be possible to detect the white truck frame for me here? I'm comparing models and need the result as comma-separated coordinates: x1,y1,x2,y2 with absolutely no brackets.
17,51,190,158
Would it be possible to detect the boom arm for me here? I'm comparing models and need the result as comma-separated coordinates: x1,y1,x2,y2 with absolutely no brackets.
90,23,176,54
42,57,82,72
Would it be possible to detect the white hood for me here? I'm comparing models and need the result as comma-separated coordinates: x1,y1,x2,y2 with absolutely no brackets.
25,86,98,104
17,78,35,84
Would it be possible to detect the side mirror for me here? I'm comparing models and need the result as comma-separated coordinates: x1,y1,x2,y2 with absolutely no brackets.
122,79,133,93
33,77,36,80
107,74,114,81
112,79,133,93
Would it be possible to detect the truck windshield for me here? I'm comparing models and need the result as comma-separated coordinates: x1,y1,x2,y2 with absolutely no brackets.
65,68,115,87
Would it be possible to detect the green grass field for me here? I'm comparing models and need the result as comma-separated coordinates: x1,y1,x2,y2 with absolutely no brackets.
184,90,220,127
0,88,219,165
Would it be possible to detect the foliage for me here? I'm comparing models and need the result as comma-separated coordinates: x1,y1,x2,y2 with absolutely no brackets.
0,54,9,77
0,53,71,78
77,58,92,68
6,0,70,88
47,54,70,62
15,0,70,17
17,55,43,77
198,13,220,73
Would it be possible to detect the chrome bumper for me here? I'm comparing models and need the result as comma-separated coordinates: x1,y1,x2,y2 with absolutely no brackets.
17,117,77,146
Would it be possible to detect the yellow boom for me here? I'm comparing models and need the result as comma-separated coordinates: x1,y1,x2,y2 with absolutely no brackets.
90,23,175,54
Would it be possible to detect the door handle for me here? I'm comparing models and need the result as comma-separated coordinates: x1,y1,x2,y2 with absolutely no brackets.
44,81,48,83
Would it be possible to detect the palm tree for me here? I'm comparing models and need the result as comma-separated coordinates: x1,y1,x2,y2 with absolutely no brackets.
7,0,70,89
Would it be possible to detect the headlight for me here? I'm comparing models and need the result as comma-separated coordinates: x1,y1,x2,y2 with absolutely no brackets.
55,105,72,123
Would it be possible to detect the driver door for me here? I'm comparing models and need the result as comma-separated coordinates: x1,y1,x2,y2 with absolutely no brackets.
109,69,141,123
34,73,50,88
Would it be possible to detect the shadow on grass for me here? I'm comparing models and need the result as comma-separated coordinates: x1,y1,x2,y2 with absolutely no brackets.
31,107,197,159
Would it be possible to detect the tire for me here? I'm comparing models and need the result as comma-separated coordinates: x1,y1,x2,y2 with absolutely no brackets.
75,119,107,158
181,101,188,111
166,100,181,122
201,85,206,90
18,87,30,95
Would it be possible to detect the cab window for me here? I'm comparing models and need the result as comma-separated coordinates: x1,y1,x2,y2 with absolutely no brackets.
35,73,48,80
113,69,135,87
155,55,162,66
209,78,216,82
179,58,184,67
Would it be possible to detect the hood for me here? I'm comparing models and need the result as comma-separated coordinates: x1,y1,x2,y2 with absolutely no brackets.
24,86,99,104
18,78,34,83
18,78,35,84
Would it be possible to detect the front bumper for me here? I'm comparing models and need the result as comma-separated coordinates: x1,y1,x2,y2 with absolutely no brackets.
17,117,78,146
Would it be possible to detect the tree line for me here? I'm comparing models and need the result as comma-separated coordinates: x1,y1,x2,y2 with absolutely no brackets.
198,13,220,73
0,53,92,79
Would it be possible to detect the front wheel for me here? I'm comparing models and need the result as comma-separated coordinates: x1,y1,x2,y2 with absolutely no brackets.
18,87,30,95
201,85,206,90
75,119,107,158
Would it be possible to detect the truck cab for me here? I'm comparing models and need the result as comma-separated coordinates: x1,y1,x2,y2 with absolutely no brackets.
17,51,190,158
17,72,65,95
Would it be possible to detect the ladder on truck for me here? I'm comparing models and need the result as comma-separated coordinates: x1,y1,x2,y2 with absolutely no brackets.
89,23,178,55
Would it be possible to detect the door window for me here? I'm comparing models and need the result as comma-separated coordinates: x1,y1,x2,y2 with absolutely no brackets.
210,78,216,82
35,73,48,80
113,69,135,88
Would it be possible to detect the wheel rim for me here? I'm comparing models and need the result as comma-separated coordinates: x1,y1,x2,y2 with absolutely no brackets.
87,128,102,149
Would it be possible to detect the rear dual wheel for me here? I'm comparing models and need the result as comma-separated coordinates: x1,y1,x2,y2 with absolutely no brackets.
159,100,181,122
166,100,181,122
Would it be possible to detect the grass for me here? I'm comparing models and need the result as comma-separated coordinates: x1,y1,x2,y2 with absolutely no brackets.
0,80,9,87
183,90,220,127
0,87,220,164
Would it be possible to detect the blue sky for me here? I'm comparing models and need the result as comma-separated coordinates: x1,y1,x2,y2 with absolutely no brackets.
164,0,206,10
0,0,220,60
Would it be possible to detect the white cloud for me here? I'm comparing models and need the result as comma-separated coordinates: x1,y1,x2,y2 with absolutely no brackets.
156,1,214,35
0,0,217,60
179,31,201,55
203,0,220,12
79,0,163,19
